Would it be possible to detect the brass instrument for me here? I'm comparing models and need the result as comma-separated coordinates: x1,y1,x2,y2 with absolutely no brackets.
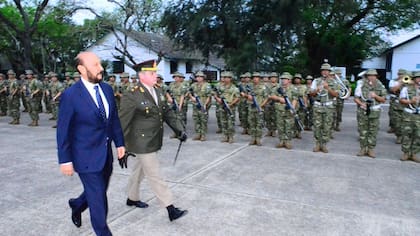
402,75,413,84
332,67,350,99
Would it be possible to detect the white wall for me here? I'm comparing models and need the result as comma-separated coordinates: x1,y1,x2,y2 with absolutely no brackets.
361,56,386,70
391,38,420,79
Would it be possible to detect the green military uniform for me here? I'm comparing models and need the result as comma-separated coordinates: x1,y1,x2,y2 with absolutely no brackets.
213,81,224,133
247,72,269,145
238,72,251,134
354,69,387,157
27,77,44,126
168,72,189,126
264,72,278,137
399,72,420,162
42,75,52,113
310,63,339,152
20,76,29,112
7,70,21,124
305,75,314,130
50,75,65,122
388,69,406,144
106,75,121,110
190,71,212,141
292,74,307,139
120,72,131,92
271,73,296,149
0,74,8,116
215,71,240,143
64,72,76,89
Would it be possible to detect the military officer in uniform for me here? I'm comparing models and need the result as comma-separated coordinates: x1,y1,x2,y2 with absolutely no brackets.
0,73,8,116
189,71,212,141
354,69,387,158
213,71,240,143
310,63,339,153
119,59,188,222
26,70,44,126
7,70,21,125
399,71,420,162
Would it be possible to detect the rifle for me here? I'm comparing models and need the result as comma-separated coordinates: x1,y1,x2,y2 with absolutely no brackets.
365,99,373,116
277,87,304,131
298,96,311,127
188,88,207,114
212,85,233,117
245,85,263,113
166,89,180,112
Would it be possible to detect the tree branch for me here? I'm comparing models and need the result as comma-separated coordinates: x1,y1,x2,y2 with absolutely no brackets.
30,0,49,33
344,0,376,29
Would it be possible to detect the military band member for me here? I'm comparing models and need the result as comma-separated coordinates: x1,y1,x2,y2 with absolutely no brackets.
354,69,387,158
119,59,188,222
27,70,44,126
268,72,296,149
0,73,8,116
246,72,269,146
189,71,212,141
305,75,314,130
264,72,279,137
292,73,307,139
388,69,406,143
333,69,351,131
214,71,240,143
238,72,251,134
50,73,65,128
399,71,420,162
7,70,21,125
310,63,339,153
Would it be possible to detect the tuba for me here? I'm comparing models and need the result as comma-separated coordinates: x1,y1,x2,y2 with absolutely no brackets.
332,67,351,99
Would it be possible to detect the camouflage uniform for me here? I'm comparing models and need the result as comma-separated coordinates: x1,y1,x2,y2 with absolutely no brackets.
42,75,52,113
305,76,314,130
310,63,339,152
7,71,21,124
246,73,269,145
237,72,251,134
27,77,44,126
388,69,406,143
20,76,29,112
354,69,387,157
292,74,307,139
106,75,121,110
334,73,350,131
264,72,279,137
63,73,75,89
190,73,212,140
213,81,224,133
0,74,8,116
50,77,65,122
168,72,189,126
399,72,420,162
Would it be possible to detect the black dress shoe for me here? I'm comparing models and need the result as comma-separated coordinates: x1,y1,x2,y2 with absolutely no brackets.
167,205,188,222
126,198,149,208
68,199,82,228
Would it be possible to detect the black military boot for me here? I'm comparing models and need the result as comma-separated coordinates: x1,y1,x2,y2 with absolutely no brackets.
167,205,188,222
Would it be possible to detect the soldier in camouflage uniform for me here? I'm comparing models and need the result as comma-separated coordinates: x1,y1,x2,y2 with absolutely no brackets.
63,72,75,89
354,69,387,158
399,71,420,162
214,76,225,133
50,73,65,127
292,73,307,139
333,69,351,131
245,72,269,146
155,74,168,96
120,73,131,92
22,70,34,118
42,74,52,113
106,74,121,110
213,71,240,143
7,70,21,124
310,63,339,153
73,72,81,82
0,73,8,116
19,74,29,112
264,72,279,137
388,69,407,144
26,70,44,126
188,71,212,141
168,72,189,127
268,72,296,149
238,72,251,134
305,75,314,130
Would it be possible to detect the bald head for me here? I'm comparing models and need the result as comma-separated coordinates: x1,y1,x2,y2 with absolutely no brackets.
75,51,104,84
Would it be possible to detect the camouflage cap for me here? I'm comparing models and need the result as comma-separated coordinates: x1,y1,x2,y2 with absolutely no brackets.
305,75,314,80
73,72,81,78
120,72,129,78
269,72,278,78
365,69,378,76
320,63,332,71
252,72,261,77
195,71,206,78
334,69,342,74
280,72,292,80
65,72,72,77
19,74,26,79
412,71,420,78
397,69,407,75
131,74,137,79
49,72,58,77
108,73,115,78
25,69,34,75
157,74,164,80
293,73,303,79
172,71,185,78
240,72,251,78
221,71,233,78
7,69,15,75
330,70,335,75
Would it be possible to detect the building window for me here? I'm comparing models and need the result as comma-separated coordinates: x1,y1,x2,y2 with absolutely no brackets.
112,60,124,73
186,61,193,73
170,60,178,74
204,70,217,81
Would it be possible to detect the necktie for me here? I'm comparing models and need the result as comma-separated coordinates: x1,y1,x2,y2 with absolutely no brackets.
150,88,158,105
94,85,106,121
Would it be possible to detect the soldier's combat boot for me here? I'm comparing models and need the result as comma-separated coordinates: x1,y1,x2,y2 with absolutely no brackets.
200,135,206,141
255,138,262,146
241,129,248,135
249,138,256,145
221,136,228,143
9,119,19,125
28,120,38,126
321,145,328,153
9,119,16,125
410,154,420,163
49,117,56,120
396,136,402,144
228,136,234,144
400,153,410,161
313,142,321,152
367,149,376,158
284,141,292,149
193,135,201,141
357,148,367,156
276,142,284,148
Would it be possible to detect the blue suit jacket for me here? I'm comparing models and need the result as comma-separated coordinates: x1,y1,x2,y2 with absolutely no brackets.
56,80,125,173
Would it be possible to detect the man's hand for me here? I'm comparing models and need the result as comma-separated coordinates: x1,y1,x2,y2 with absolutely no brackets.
60,163,74,176
117,146,126,159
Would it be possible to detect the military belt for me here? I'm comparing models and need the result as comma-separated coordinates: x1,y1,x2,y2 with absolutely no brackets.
314,101,333,107
404,108,420,114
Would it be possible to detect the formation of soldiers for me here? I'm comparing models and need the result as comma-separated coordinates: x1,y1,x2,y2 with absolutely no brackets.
1,63,419,162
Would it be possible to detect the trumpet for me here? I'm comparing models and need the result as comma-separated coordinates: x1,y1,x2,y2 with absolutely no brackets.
332,68,350,99
402,75,413,84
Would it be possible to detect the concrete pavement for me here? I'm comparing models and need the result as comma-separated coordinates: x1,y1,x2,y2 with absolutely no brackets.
0,102,419,236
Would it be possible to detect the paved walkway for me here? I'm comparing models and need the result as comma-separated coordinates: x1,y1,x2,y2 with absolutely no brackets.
0,102,419,236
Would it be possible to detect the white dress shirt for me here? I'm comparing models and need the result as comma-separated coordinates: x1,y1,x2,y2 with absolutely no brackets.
144,84,158,105
81,77,109,118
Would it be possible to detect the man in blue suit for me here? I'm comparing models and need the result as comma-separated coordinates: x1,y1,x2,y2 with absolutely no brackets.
57,51,126,236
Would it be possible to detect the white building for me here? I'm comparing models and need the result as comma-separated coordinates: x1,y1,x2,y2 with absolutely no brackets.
87,30,225,82
362,34,420,80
